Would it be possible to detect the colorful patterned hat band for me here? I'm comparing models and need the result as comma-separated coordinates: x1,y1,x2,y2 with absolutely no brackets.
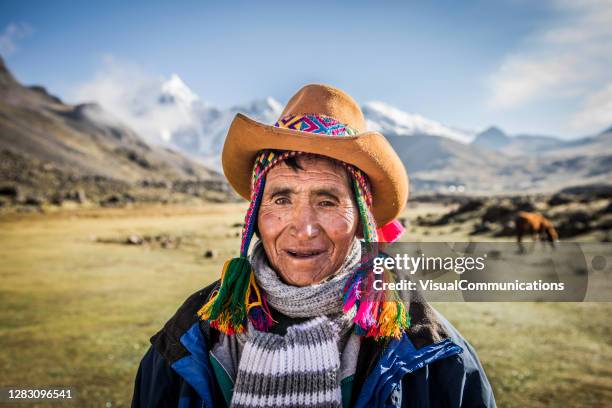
275,113,359,136
198,114,409,338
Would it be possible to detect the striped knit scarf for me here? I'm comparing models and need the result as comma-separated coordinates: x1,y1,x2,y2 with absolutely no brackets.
231,317,344,408
229,240,360,408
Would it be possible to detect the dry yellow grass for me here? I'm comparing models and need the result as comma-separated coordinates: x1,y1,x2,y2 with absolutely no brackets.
0,203,610,407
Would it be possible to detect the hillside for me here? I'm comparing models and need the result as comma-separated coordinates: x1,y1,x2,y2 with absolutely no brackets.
0,56,232,208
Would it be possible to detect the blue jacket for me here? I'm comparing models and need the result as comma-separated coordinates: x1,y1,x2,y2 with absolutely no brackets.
132,282,496,407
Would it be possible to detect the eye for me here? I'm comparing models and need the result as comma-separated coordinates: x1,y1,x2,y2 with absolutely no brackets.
319,200,336,207
274,197,290,205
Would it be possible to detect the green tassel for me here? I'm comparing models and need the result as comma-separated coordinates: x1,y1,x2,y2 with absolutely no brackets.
198,257,253,333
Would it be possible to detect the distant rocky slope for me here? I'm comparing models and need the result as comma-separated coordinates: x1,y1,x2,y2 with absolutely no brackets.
0,56,234,210
413,184,612,242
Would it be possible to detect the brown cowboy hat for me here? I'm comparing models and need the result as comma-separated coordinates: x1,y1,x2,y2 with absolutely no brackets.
222,83,409,226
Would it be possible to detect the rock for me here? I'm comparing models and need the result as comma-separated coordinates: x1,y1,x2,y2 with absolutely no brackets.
23,195,43,206
142,234,181,249
600,200,612,214
431,199,485,226
203,249,217,258
456,199,485,214
231,222,244,228
512,198,535,212
50,192,64,205
470,222,492,235
548,193,572,206
100,193,133,207
556,211,593,237
100,195,122,206
126,234,144,245
595,217,612,231
157,234,173,248
568,210,591,224
0,185,19,198
481,205,514,224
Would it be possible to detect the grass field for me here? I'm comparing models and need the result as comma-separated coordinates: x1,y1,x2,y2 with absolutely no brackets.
0,203,611,407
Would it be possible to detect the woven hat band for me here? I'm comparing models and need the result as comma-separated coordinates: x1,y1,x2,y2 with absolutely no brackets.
274,114,358,136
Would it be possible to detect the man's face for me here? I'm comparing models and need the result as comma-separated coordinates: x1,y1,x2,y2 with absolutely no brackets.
257,156,360,286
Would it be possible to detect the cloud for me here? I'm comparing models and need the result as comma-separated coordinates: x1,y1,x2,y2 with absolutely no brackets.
487,0,612,132
0,22,33,55
570,82,612,133
71,55,202,145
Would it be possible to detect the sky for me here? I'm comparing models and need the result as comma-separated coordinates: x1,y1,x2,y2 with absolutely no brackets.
1,0,611,138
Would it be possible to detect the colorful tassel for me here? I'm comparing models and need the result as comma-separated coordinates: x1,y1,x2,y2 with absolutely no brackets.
342,252,411,339
377,219,406,243
197,257,273,334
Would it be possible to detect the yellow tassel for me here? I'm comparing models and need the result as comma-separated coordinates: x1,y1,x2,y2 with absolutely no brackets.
245,272,262,312
378,301,402,339
197,259,232,320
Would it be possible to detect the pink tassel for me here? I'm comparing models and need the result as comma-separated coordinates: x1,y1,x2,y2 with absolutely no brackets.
343,290,359,312
376,219,405,243
343,274,362,311
354,300,376,330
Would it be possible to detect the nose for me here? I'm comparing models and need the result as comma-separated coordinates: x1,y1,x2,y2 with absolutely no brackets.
290,202,320,240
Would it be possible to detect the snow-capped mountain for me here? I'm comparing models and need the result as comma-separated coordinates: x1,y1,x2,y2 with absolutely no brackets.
151,77,475,169
148,76,283,168
81,71,479,170
159,74,199,107
362,101,474,143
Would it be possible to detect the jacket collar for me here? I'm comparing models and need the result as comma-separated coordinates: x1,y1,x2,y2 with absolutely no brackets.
353,334,462,408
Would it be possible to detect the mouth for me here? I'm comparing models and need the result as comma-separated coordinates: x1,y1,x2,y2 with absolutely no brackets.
284,249,326,259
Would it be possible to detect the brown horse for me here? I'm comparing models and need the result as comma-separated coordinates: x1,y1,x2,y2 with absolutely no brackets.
515,211,558,252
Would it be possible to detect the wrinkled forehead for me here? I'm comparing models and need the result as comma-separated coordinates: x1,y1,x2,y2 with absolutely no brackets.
264,154,354,196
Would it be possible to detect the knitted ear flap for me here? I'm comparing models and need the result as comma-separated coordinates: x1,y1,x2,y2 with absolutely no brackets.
342,164,411,339
198,150,299,334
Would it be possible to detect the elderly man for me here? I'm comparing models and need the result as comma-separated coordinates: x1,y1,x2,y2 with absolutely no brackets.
132,84,495,407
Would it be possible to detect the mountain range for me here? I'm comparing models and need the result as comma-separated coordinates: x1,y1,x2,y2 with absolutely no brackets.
1,55,611,198
113,71,610,194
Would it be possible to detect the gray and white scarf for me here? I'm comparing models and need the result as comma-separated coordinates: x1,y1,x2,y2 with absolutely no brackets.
250,239,361,319
229,239,361,408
